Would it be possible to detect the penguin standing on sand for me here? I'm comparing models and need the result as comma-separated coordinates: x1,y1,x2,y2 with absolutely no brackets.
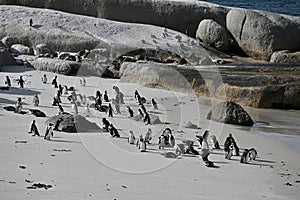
127,106,134,118
137,135,146,152
144,112,151,125
145,128,152,144
15,97,23,113
240,149,250,163
51,76,58,88
33,94,39,107
80,78,86,86
63,86,68,94
5,76,11,87
102,118,110,132
152,98,158,110
104,90,109,102
58,105,64,115
107,103,113,117
42,74,47,84
128,131,136,144
225,145,234,160
210,135,221,149
109,124,120,138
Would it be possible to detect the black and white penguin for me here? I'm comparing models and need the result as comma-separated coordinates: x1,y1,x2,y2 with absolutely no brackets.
29,120,40,136
128,131,136,144
51,76,58,88
104,90,109,102
240,149,250,163
152,98,158,110
109,124,120,138
127,106,134,118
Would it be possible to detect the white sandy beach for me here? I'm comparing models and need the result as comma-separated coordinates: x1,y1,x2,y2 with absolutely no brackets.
0,65,300,200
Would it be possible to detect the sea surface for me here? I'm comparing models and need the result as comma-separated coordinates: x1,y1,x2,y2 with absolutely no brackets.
202,0,300,16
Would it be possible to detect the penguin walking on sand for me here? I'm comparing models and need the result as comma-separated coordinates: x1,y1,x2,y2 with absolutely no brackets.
128,131,136,144
33,94,39,107
18,76,25,88
29,120,40,136
44,123,54,140
42,74,47,84
225,144,234,160
136,135,146,152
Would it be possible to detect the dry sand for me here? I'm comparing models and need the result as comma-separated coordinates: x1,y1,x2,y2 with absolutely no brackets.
0,65,300,199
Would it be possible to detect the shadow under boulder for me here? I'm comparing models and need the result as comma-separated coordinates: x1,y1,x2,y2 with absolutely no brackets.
47,113,100,133
207,101,254,126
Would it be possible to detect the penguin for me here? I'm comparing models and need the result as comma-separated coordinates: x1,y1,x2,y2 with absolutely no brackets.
152,98,158,110
137,135,146,152
240,149,250,163
5,76,11,87
18,76,25,88
29,120,40,136
225,145,234,160
41,74,47,84
145,128,152,144
210,135,221,149
248,148,258,161
158,135,166,149
103,90,109,102
33,94,39,107
51,76,58,88
44,123,54,140
127,106,134,118
138,108,144,117
102,118,110,132
107,103,113,117
63,86,69,94
57,104,63,114
109,124,120,138
15,97,23,113
128,131,136,144
80,78,86,86
144,112,151,125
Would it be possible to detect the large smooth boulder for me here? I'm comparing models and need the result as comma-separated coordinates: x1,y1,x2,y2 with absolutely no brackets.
270,50,300,64
133,114,162,124
32,58,78,75
0,48,17,67
47,114,100,133
35,44,56,55
0,0,230,37
207,101,254,126
227,9,300,61
11,44,34,55
196,19,234,52
120,61,198,93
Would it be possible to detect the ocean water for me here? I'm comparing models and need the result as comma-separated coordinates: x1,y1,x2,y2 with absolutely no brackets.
202,0,300,16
